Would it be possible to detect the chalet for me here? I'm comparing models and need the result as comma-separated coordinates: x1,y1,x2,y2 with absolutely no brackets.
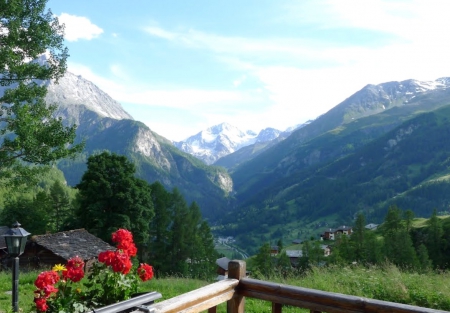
291,239,302,245
216,256,230,280
270,246,279,256
1,229,114,269
321,245,331,257
321,228,336,240
321,225,353,240
286,250,303,266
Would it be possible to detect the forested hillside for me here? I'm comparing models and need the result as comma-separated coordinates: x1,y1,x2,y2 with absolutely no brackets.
219,96,450,253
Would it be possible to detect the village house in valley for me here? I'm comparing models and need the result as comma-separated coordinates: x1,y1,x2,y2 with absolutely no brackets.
320,225,353,240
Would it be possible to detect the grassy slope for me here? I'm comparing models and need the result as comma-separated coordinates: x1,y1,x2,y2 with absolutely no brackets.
2,265,449,312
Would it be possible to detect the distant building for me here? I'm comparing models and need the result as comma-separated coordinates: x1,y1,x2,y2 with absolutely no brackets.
216,257,230,280
286,250,303,266
270,246,279,256
321,225,353,240
365,223,378,230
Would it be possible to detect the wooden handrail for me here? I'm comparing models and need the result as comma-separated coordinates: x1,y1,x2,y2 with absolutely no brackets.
149,279,239,313
238,277,448,313
131,260,448,313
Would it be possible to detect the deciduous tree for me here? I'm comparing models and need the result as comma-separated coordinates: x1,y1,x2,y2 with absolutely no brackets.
0,0,82,186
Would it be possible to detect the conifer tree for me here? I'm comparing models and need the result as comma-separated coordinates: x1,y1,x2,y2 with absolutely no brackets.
382,205,418,268
49,180,71,231
167,188,190,275
75,152,154,249
352,213,366,261
148,181,172,275
254,242,273,278
426,209,443,267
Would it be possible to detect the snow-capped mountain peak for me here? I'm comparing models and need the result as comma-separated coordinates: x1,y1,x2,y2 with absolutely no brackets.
175,123,283,164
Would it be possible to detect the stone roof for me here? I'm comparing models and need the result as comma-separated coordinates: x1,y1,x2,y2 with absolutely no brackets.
31,229,114,261
365,223,379,230
216,257,230,270
286,250,303,258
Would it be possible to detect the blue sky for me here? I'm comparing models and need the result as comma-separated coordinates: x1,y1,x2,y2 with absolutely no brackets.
46,0,450,141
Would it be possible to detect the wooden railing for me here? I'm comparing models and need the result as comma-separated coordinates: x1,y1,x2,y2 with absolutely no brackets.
129,260,448,313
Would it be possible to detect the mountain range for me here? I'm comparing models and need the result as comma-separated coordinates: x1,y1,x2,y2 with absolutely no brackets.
216,77,450,254
7,62,450,255
174,123,283,165
39,70,233,220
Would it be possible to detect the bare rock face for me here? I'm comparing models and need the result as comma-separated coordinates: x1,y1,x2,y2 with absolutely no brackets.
47,71,133,123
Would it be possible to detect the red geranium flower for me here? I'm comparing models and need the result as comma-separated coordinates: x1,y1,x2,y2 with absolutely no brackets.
112,229,134,245
117,240,137,257
63,267,84,282
35,271,60,289
98,250,115,266
111,251,132,274
42,284,59,297
137,263,154,281
34,297,48,312
62,256,85,282
66,256,84,269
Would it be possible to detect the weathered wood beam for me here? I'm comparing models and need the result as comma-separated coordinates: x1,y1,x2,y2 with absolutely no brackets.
150,279,238,313
227,260,246,313
238,278,448,313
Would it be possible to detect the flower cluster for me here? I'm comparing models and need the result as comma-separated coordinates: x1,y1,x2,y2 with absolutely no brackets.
33,229,154,313
33,258,85,312
137,263,154,281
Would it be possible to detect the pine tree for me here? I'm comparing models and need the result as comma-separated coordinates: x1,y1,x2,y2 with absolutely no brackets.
352,213,366,261
75,152,154,249
426,209,443,267
49,180,71,231
167,188,190,275
148,181,172,275
254,243,274,278
382,205,418,269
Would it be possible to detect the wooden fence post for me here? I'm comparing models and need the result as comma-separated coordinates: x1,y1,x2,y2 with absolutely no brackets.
227,260,246,313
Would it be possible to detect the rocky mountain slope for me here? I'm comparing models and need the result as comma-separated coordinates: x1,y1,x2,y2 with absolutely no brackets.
231,78,450,195
42,72,233,220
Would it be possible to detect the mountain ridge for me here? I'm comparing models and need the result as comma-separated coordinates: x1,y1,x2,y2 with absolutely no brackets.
40,71,233,220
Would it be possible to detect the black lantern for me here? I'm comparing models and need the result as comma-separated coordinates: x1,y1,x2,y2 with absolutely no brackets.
3,221,30,312
3,221,30,257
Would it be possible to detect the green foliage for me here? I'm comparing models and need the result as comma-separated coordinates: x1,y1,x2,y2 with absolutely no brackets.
56,119,231,221
0,194,49,235
1,265,450,312
0,0,83,187
148,183,218,279
253,243,274,277
75,152,154,247
221,104,450,251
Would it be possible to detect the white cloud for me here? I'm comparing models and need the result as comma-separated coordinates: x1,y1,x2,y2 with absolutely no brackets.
66,1,450,141
143,26,327,62
58,13,103,41
144,26,177,40
68,62,252,112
